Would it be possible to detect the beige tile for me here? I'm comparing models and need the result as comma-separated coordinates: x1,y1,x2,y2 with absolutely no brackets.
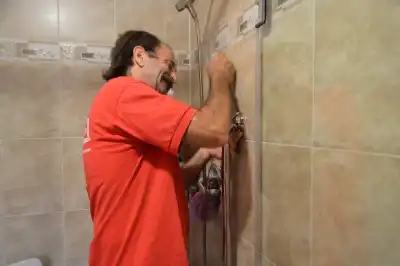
4,213,63,266
190,0,255,50
224,0,255,19
0,139,62,215
0,140,4,217
115,0,166,39
189,66,202,109
189,64,215,109
262,255,276,266
0,61,62,138
165,11,190,50
193,0,220,34
314,0,400,154
236,238,254,266
313,150,400,266
262,144,311,266
65,210,92,266
59,0,115,44
173,69,191,104
225,35,257,140
65,258,88,266
63,138,89,211
60,63,104,137
0,0,58,41
261,0,313,145
230,141,256,244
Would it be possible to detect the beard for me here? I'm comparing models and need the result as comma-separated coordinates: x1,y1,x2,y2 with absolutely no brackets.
155,72,174,95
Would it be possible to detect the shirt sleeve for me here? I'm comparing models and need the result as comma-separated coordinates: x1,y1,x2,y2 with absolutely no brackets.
114,82,197,155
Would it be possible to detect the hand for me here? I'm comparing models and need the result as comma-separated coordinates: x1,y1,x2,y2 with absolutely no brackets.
201,147,222,160
206,52,236,86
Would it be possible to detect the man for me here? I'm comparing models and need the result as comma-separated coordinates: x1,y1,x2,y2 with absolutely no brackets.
83,30,236,266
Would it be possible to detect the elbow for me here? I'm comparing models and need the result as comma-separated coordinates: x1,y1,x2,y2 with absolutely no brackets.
206,123,229,147
211,130,229,147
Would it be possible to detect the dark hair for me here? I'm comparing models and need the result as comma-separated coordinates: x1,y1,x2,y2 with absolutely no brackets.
102,30,162,81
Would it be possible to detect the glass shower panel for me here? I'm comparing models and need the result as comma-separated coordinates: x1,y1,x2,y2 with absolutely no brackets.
261,0,400,266
187,0,259,265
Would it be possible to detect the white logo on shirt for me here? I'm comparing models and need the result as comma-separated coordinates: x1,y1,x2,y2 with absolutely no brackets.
83,117,91,144
83,117,92,154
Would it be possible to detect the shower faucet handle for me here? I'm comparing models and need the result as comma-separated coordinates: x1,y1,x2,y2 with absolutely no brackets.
231,112,246,129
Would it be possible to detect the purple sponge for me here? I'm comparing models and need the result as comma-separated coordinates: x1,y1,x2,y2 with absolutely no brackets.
189,190,221,222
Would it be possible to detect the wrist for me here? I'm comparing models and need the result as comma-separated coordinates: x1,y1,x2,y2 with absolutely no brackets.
199,148,211,161
210,75,229,87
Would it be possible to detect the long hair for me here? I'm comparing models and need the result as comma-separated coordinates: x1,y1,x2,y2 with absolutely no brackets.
102,30,162,81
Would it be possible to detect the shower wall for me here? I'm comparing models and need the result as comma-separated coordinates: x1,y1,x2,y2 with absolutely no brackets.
2,1,398,266
262,0,400,266
0,1,190,266
189,0,400,266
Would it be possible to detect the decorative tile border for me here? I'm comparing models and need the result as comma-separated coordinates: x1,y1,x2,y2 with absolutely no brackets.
0,38,192,70
0,38,112,64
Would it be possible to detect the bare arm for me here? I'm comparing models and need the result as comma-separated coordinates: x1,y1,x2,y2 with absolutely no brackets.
180,80,232,158
180,52,236,150
181,149,211,187
182,76,233,149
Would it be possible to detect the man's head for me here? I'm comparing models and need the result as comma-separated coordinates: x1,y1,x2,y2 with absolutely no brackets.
103,30,177,95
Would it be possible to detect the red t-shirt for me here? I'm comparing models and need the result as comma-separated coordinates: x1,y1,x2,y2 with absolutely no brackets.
82,76,196,266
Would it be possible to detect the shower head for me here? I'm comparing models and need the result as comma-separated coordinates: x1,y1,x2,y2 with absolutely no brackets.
175,0,196,12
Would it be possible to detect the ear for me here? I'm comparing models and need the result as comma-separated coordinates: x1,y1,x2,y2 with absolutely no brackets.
133,46,146,67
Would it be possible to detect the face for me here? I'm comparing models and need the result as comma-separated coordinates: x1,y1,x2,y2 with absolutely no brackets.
132,44,177,95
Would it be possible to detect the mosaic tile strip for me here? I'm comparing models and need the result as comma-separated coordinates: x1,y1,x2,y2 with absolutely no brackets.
0,38,191,68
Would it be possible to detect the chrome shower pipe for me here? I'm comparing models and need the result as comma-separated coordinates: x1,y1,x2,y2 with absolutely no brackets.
176,2,208,266
187,6,208,266
175,0,204,103
188,5,205,103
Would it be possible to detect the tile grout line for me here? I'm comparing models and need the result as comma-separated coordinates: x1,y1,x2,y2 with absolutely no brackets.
312,146,400,159
61,138,66,266
262,255,277,266
2,199,6,266
310,0,316,264
113,0,117,35
2,138,400,159
0,137,83,140
2,209,90,219
188,7,192,106
259,141,400,159
235,138,400,159
238,236,277,266
0,140,5,264
57,0,60,38
245,139,400,159
163,0,168,41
